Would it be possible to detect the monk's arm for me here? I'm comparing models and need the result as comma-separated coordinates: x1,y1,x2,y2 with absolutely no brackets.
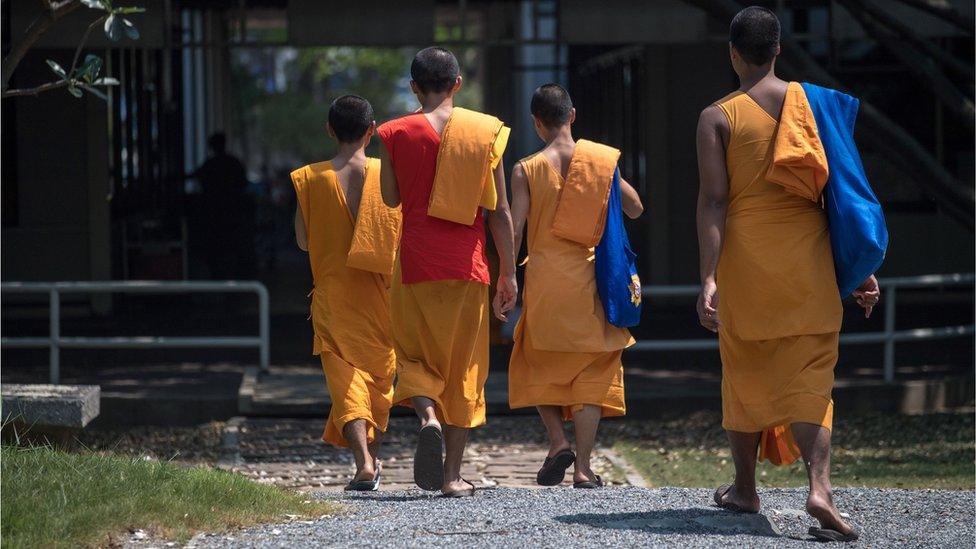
510,162,530,262
619,175,644,219
695,105,730,332
294,206,308,252
488,159,518,321
379,141,400,208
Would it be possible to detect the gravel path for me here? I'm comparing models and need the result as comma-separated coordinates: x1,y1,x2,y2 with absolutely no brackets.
185,487,974,548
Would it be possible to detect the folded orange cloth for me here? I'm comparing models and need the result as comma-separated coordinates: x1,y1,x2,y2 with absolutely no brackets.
551,139,620,247
766,82,829,202
759,424,802,466
428,107,510,225
346,157,402,276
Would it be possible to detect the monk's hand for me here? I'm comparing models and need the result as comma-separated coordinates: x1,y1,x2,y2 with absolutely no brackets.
697,279,720,332
493,272,518,322
853,274,880,318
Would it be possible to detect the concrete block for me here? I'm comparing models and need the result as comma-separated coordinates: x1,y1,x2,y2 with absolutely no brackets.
1,384,100,429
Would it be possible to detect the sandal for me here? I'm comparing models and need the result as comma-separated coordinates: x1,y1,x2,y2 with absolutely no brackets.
414,424,444,491
573,474,604,489
536,449,576,486
809,525,860,542
345,460,382,492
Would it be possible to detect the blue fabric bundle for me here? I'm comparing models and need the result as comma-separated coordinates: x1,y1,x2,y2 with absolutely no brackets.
595,167,642,327
801,83,888,297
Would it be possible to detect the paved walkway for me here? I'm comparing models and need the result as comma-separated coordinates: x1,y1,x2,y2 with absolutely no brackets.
219,417,630,492
180,487,974,548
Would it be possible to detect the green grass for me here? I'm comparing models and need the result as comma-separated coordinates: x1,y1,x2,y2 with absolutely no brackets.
609,412,975,490
1,445,334,548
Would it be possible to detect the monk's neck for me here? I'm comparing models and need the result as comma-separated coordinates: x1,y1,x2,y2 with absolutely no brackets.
737,63,779,92
419,93,454,114
543,125,575,149
331,143,367,171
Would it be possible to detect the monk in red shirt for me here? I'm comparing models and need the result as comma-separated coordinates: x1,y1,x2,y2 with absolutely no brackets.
379,47,516,497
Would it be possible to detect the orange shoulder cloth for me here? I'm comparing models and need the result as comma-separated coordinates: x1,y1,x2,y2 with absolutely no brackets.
346,157,402,276
428,107,510,225
766,82,829,202
551,139,620,247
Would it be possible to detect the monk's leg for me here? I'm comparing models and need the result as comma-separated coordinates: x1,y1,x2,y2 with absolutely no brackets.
411,396,441,429
442,425,471,493
368,431,383,471
720,430,762,512
343,419,377,482
537,405,571,457
791,422,853,535
570,405,602,484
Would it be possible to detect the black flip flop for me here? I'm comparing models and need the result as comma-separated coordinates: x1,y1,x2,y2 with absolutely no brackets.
345,459,382,492
536,449,577,486
414,424,444,491
441,478,476,498
809,525,860,542
713,483,758,514
573,474,604,489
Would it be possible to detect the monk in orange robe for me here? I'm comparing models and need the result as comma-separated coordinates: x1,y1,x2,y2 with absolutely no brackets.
696,8,878,541
293,95,401,491
509,84,643,488
378,47,517,497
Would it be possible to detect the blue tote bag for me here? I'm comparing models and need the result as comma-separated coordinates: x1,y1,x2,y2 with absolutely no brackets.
801,83,888,297
595,168,642,327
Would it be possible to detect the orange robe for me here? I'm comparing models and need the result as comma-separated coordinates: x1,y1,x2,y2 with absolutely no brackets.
387,110,509,429
508,148,634,420
291,158,399,447
715,90,842,464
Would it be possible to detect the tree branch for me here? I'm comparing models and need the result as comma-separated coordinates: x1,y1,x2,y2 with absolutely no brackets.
1,80,71,98
1,0,82,90
892,0,974,34
68,15,108,76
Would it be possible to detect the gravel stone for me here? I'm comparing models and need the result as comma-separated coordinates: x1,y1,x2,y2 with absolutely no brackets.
186,487,975,548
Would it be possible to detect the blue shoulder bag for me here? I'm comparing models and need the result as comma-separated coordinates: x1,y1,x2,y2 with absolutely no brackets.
801,83,888,296
594,167,642,327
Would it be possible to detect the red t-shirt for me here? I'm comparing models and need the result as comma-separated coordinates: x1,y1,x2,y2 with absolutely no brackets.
378,113,490,285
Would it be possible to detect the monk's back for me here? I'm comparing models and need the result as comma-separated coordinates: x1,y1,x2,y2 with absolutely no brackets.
519,152,632,353
715,92,841,340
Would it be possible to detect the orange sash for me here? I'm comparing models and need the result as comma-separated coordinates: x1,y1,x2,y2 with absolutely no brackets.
346,157,402,276
767,82,829,202
551,140,620,247
428,107,510,225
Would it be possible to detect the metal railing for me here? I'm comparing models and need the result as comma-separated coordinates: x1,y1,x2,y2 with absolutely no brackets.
630,273,975,383
1,281,270,384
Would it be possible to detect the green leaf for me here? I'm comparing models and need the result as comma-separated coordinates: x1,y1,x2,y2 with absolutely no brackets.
104,14,123,41
94,77,120,86
46,59,66,78
75,54,103,83
67,84,84,98
121,18,139,40
115,7,146,14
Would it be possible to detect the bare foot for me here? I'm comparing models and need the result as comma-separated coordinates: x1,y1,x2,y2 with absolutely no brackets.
441,477,474,495
807,490,853,535
715,483,761,513
352,462,376,483
573,466,598,485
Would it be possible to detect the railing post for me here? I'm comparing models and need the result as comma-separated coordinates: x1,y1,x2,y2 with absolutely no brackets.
883,285,897,383
257,284,270,372
49,288,60,384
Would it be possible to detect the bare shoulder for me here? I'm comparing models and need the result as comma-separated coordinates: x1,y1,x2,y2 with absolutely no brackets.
698,104,728,132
